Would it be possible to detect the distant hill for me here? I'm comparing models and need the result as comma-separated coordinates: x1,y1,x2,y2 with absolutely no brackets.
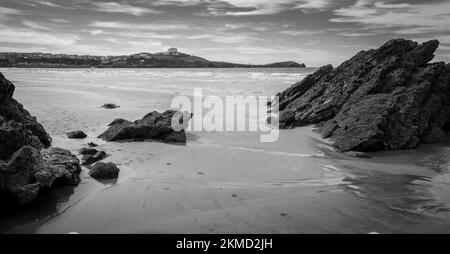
0,51,306,68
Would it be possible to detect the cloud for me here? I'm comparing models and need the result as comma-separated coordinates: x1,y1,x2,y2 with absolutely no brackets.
279,30,324,36
84,29,105,36
185,32,265,44
88,29,181,39
27,0,71,9
49,40,167,56
23,20,52,30
0,6,22,15
338,32,376,37
156,0,336,16
0,28,78,47
50,19,70,23
330,0,450,37
93,2,162,16
152,0,202,6
0,6,22,20
91,21,188,31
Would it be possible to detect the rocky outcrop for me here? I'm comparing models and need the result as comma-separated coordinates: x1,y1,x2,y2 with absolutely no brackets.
0,72,81,206
0,146,81,205
0,73,51,150
87,142,98,147
276,39,450,152
102,103,119,109
41,147,81,186
67,130,87,139
98,110,189,144
89,162,120,179
81,150,107,165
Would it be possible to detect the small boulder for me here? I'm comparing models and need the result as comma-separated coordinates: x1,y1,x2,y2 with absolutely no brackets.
87,142,98,147
67,131,87,139
89,162,120,179
102,103,120,109
0,146,81,205
82,151,107,165
41,147,82,186
79,147,99,155
98,110,190,144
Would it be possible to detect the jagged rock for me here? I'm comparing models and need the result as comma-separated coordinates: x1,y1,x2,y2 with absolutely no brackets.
0,120,42,160
276,39,450,152
0,146,46,204
82,151,107,165
67,130,87,139
79,147,99,155
102,103,119,109
98,110,189,144
0,146,80,205
0,73,51,148
108,118,131,126
41,147,81,186
89,162,120,179
87,142,98,147
0,72,81,207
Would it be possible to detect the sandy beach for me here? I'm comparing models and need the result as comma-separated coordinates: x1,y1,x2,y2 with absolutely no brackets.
1,68,450,234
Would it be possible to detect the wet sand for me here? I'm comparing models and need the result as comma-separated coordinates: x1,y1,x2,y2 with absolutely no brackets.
1,68,450,234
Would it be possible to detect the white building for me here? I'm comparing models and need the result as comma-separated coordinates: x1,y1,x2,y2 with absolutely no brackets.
167,48,178,55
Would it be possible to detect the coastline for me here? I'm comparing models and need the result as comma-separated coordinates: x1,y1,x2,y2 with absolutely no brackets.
2,67,450,233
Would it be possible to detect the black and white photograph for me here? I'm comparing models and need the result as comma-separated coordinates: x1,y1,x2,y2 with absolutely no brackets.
1,0,450,237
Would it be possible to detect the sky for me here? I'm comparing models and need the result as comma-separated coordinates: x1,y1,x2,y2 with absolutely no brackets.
0,0,449,66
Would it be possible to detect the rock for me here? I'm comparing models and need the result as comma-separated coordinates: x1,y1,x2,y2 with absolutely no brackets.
0,73,51,149
0,120,42,160
108,118,131,126
0,146,81,205
79,147,99,155
67,130,87,139
98,110,189,144
89,162,120,179
82,151,107,165
0,146,46,204
41,147,81,186
102,103,120,109
276,39,450,152
0,73,81,207
87,142,98,147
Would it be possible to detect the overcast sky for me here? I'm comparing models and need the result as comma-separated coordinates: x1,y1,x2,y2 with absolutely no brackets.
0,0,449,66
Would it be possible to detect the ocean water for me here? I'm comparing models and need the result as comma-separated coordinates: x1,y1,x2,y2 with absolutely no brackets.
1,68,450,234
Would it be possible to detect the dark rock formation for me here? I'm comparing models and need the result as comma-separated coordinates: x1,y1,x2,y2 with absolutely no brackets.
0,72,81,206
79,147,99,155
67,130,87,139
87,142,98,147
98,110,189,144
89,162,120,179
41,147,81,186
0,73,51,148
102,103,119,109
276,39,450,152
0,146,81,205
82,151,107,165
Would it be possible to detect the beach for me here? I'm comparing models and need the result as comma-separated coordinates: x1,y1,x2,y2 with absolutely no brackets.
1,67,450,234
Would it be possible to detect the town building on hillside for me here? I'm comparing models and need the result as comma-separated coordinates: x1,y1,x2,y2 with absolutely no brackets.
167,48,179,55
